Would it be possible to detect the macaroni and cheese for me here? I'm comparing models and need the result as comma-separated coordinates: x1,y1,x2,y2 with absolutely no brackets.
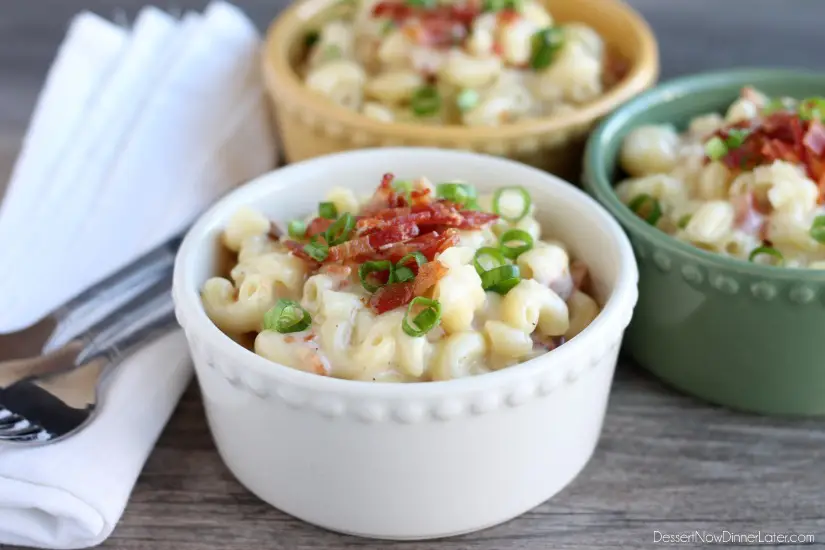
201,175,600,381
617,88,825,268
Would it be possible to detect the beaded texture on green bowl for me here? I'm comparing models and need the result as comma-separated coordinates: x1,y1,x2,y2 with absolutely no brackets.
583,68,825,416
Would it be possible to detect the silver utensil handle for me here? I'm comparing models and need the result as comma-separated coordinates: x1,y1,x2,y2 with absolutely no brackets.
44,234,182,351
85,293,178,364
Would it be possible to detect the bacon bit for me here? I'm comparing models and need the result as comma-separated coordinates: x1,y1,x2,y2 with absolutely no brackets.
268,221,282,239
496,9,519,24
602,50,631,89
492,41,503,57
284,335,296,343
410,188,432,206
415,202,464,227
371,2,478,48
303,333,316,342
369,281,415,313
328,236,374,262
381,231,443,262
413,260,448,296
759,221,771,243
306,217,333,237
570,260,590,293
424,228,460,260
732,192,766,235
457,210,499,229
368,223,420,249
284,240,321,265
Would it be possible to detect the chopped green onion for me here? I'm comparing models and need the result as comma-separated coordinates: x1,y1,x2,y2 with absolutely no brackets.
303,237,329,261
492,186,532,222
677,214,692,230
473,247,508,276
798,97,825,121
704,136,728,160
725,128,750,149
436,182,477,207
504,0,524,10
411,86,441,117
499,229,534,259
482,0,505,10
392,266,415,283
264,299,312,333
359,260,394,292
762,97,791,115
405,0,436,7
402,297,442,337
304,30,319,48
530,27,564,71
324,212,355,246
457,89,480,112
810,215,825,244
288,220,307,239
398,251,427,268
318,202,338,220
380,19,396,35
392,180,412,194
627,194,662,225
748,246,784,266
480,265,521,294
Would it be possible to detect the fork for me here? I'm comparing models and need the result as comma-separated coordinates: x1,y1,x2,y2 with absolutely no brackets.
0,276,177,445
0,232,182,361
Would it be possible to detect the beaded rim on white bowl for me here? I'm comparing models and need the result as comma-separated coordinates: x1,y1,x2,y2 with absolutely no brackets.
172,148,639,402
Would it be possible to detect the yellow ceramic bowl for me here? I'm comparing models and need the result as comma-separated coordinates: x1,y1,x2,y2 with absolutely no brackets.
262,0,660,180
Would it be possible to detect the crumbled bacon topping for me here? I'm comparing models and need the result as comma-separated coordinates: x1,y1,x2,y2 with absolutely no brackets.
282,174,498,313
707,111,825,202
371,2,479,48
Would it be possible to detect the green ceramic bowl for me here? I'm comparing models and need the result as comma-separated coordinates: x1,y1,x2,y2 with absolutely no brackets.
583,68,825,416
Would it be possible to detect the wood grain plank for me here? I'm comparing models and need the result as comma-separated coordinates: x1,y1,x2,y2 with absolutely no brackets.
2,1,825,548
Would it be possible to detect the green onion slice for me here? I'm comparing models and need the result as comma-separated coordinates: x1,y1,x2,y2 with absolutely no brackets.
303,237,329,261
530,27,564,71
288,220,307,239
392,179,412,194
704,136,728,160
482,0,505,10
677,214,692,230
627,193,662,225
359,260,394,292
504,0,524,10
480,265,521,294
411,86,441,117
405,0,437,7
304,31,320,48
763,97,792,115
810,215,825,244
398,251,427,269
318,202,338,220
457,89,480,112
799,97,825,121
748,245,784,266
499,229,534,259
473,246,508,276
436,182,477,207
264,299,312,333
391,266,415,283
402,297,442,337
492,186,532,222
725,128,750,149
324,212,355,246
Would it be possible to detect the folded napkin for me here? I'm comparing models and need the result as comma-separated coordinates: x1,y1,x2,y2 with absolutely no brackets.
0,2,277,548
0,1,276,334
0,331,191,549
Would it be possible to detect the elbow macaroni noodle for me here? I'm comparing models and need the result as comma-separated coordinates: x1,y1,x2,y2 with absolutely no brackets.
201,178,601,381
299,0,616,126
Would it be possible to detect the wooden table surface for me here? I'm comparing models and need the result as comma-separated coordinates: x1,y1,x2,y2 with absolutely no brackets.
3,1,825,548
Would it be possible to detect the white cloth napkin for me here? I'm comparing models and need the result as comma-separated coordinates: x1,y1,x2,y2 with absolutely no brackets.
0,331,192,549
0,2,277,548
0,1,276,334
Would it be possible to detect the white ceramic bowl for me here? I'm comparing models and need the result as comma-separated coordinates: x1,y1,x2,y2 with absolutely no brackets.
172,148,638,540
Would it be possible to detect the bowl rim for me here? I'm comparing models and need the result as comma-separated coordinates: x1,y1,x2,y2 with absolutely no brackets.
584,66,825,281
173,147,639,396
260,0,659,141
